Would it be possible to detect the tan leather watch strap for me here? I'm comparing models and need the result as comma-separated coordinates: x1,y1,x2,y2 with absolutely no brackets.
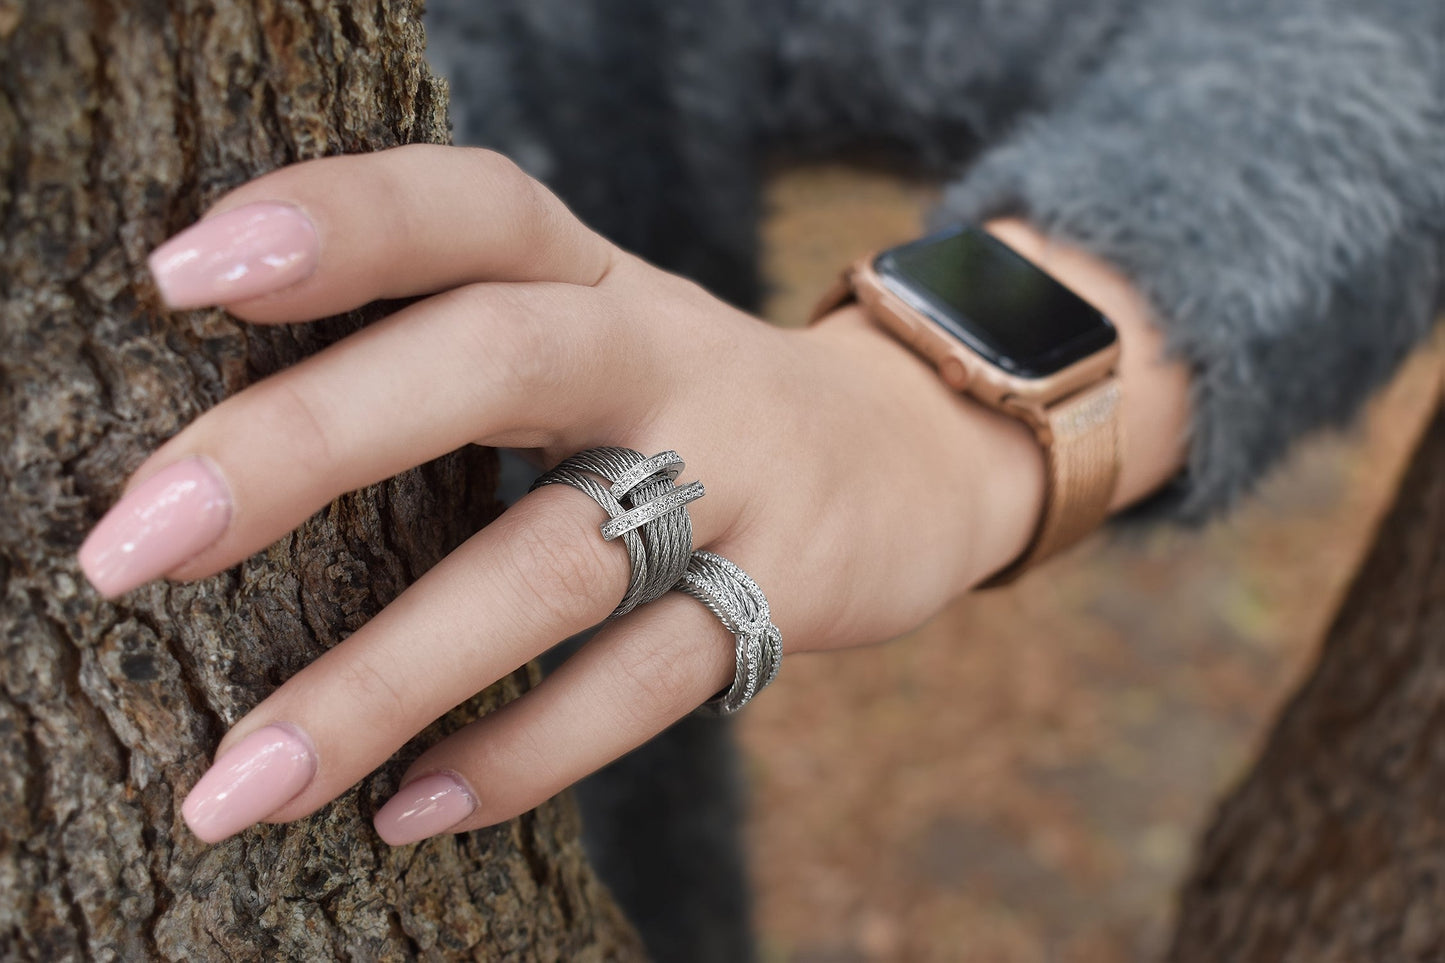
982,377,1122,587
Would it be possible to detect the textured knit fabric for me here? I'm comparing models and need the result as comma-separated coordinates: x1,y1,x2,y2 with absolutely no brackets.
424,1,1444,959
936,0,1445,521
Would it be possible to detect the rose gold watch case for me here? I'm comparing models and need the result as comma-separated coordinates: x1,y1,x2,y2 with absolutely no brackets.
812,254,1121,442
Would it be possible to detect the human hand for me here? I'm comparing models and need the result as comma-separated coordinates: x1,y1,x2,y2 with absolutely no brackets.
77,145,1180,846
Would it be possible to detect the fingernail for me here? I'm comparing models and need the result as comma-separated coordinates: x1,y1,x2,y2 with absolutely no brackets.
148,201,319,308
78,456,232,597
181,724,317,844
374,772,478,846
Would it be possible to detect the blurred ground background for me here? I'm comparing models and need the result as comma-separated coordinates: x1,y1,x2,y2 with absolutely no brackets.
741,165,1443,963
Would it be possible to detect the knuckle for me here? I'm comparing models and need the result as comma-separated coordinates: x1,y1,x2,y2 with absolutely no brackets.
605,630,702,722
457,148,584,279
566,286,644,386
333,653,411,730
488,725,566,793
499,295,570,392
505,506,622,628
374,146,536,259
450,282,615,428
462,728,567,823
367,150,436,250
461,146,530,188
456,283,571,397
462,148,543,219
500,163,557,248
245,378,337,483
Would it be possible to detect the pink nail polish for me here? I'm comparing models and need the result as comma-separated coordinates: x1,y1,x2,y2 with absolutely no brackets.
148,202,319,308
78,456,232,597
181,724,317,844
374,773,478,846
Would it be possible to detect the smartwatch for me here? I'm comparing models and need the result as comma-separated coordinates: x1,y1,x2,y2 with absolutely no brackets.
811,225,1122,585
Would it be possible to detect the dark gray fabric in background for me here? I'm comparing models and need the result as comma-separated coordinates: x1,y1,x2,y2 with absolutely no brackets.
424,1,1444,959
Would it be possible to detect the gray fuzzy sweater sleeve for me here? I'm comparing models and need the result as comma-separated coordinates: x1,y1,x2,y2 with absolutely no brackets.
936,0,1445,522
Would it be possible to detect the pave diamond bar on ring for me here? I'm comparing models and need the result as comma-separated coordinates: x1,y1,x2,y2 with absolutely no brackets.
679,551,783,715
609,450,685,499
601,481,705,541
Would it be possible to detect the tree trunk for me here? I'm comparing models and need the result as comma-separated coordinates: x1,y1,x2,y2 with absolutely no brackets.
0,2,642,959
1169,384,1445,962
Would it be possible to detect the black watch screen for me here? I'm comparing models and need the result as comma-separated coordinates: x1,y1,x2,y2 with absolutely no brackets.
874,226,1115,378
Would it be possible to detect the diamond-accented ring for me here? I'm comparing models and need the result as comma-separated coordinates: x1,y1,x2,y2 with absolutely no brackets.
677,550,782,715
530,447,704,619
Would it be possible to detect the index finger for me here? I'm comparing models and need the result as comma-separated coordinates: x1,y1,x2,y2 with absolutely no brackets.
148,144,615,320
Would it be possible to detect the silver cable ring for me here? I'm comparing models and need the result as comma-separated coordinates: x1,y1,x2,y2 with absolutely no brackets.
530,447,702,619
678,551,783,716
552,448,697,610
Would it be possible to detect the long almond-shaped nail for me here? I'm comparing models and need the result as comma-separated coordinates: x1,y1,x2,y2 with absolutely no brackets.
148,202,319,308
78,456,232,598
181,724,317,844
374,773,478,846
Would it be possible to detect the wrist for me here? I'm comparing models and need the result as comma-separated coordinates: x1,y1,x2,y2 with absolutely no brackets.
957,392,1049,586
805,302,1046,589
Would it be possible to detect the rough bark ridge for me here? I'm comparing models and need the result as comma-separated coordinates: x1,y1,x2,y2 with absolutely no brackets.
1169,387,1445,962
0,1,642,959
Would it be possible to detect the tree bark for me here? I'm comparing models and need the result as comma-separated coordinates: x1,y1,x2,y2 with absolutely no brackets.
0,2,642,959
1169,384,1445,962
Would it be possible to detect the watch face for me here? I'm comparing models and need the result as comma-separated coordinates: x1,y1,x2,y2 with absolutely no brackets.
874,226,1116,378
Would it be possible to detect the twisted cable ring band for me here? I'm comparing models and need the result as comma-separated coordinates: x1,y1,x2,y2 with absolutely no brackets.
530,447,702,619
678,551,783,716
552,448,698,599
